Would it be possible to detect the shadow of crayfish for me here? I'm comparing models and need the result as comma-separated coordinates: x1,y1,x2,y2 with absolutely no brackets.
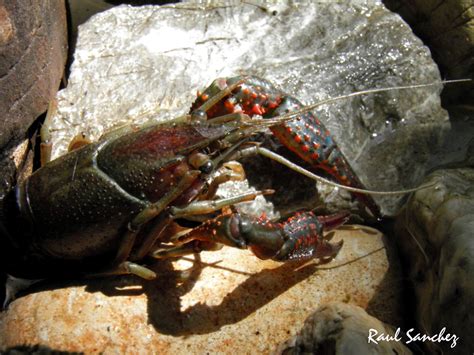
143,259,319,335
3,242,389,338
3,255,318,336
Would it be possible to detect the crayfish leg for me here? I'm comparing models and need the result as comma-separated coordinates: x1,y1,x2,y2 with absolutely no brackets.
129,214,173,261
202,161,246,200
88,261,156,280
152,190,273,258
109,170,200,275
169,189,272,219
151,240,223,259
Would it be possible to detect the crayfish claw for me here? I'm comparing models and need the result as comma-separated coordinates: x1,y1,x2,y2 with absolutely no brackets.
317,211,351,231
323,230,336,241
318,240,344,264
325,239,344,258
270,211,347,262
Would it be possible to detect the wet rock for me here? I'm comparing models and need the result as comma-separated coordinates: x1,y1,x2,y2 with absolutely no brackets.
276,302,412,355
426,107,474,171
48,1,446,216
0,228,402,353
396,168,474,354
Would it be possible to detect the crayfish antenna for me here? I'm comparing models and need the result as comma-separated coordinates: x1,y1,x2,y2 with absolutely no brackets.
403,210,429,265
255,146,437,196
273,79,472,124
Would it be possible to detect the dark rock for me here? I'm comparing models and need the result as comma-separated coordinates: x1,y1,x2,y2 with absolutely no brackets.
396,168,474,354
383,0,474,106
0,0,68,194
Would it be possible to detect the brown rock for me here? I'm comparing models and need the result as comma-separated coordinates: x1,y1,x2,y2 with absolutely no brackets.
0,228,402,353
0,0,68,192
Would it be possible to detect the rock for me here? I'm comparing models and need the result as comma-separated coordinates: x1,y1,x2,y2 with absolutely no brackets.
47,1,446,216
0,0,68,194
276,302,412,355
426,107,474,171
0,0,68,309
0,227,402,353
396,168,474,354
383,0,474,106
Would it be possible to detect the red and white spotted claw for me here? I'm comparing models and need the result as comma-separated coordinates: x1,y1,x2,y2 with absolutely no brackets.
174,210,350,262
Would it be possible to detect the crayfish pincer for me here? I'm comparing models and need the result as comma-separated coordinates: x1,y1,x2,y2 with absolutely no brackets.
164,210,350,262
0,78,352,299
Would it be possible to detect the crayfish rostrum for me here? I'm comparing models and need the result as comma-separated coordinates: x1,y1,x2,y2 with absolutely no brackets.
0,78,355,294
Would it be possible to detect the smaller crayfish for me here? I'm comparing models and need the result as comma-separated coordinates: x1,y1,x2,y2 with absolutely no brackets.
192,76,447,217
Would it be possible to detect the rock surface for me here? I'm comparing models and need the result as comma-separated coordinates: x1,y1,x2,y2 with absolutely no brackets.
47,1,446,216
0,0,68,193
383,0,474,106
276,302,412,355
396,168,474,354
0,228,402,353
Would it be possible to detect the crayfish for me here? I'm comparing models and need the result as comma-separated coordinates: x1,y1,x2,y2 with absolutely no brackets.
0,76,445,302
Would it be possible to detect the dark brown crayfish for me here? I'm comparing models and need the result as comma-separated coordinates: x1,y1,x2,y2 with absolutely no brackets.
0,79,352,294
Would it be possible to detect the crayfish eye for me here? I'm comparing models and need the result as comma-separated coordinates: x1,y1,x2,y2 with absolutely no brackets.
191,109,207,122
188,151,213,174
199,160,213,174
